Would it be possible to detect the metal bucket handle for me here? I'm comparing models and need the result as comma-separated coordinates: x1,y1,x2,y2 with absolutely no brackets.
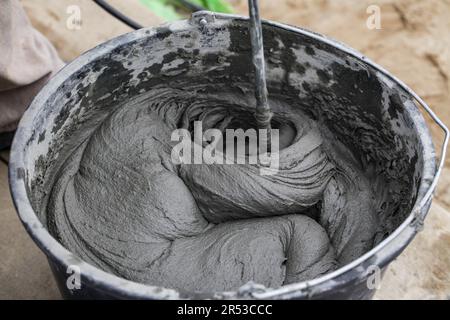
409,93,449,229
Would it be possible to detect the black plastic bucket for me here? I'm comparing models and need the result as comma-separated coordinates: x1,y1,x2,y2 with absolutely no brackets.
9,12,448,299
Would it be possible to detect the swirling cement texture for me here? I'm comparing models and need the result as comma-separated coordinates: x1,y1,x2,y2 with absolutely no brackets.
47,88,379,293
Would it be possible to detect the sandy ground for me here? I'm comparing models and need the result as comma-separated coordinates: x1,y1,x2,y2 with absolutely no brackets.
0,0,447,299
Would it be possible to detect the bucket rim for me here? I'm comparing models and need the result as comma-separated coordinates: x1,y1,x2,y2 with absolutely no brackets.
8,12,442,299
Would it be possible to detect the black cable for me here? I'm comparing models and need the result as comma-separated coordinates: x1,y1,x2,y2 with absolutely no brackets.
93,0,207,30
93,0,143,30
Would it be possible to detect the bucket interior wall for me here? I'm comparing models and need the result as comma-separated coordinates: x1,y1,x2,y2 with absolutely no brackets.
19,15,426,289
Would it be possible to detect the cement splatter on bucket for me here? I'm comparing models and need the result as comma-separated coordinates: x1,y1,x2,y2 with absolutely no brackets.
9,12,448,299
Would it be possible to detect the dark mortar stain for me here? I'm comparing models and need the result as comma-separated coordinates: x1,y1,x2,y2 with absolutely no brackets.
302,82,311,92
305,46,315,56
316,69,331,84
330,61,384,123
388,93,403,120
51,101,72,134
38,130,46,143
155,27,172,40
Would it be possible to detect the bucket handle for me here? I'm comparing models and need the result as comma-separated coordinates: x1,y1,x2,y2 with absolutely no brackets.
406,89,449,230
365,55,449,230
